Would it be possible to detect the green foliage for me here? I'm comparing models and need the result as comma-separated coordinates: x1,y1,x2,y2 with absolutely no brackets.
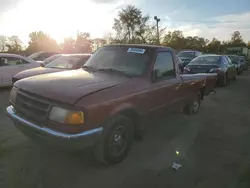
229,31,246,47
0,5,249,55
75,32,93,53
61,37,76,53
113,5,152,44
26,31,59,54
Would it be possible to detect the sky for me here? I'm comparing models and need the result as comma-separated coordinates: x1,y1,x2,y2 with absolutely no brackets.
0,0,250,45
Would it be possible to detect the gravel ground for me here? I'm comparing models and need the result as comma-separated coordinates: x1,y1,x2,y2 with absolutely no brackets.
0,72,250,188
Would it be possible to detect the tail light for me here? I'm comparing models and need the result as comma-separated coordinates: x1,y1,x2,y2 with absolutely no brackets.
183,67,190,73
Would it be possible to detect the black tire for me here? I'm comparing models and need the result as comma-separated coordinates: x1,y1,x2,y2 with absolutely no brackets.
183,94,201,115
94,115,134,165
233,74,236,81
236,68,240,75
220,74,227,86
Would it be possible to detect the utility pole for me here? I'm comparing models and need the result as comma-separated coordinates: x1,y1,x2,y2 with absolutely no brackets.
154,16,160,45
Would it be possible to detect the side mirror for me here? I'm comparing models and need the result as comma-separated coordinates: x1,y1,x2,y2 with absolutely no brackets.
40,62,45,67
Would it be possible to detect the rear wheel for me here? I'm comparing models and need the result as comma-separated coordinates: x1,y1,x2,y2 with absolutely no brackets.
183,94,201,115
94,115,134,165
220,74,227,86
233,74,236,81
236,68,240,75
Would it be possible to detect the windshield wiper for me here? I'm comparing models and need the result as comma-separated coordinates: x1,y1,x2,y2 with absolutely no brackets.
46,66,66,69
82,65,96,72
97,68,131,78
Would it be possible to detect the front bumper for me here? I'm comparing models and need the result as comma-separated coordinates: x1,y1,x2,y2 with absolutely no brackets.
6,105,103,150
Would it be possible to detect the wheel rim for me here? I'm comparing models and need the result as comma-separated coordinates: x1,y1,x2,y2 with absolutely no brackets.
193,99,200,112
109,125,128,157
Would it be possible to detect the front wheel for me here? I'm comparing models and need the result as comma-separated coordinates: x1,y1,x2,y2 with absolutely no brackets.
94,115,134,165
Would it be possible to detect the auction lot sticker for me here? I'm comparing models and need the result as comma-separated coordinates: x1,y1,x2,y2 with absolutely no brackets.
127,48,145,54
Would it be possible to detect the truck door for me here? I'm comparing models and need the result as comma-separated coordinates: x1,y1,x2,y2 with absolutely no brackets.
148,50,182,114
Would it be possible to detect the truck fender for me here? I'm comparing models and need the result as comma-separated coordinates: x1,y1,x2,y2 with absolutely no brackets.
109,104,140,136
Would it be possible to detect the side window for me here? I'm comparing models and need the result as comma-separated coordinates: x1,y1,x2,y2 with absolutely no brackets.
20,59,30,64
153,52,175,80
0,57,23,66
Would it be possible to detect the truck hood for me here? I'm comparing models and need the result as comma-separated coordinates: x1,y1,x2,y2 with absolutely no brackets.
14,69,129,105
14,67,65,80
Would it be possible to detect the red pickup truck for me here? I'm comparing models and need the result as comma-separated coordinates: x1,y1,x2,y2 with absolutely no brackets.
6,44,217,165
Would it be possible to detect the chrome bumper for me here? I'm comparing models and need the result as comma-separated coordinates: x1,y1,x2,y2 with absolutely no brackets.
6,105,103,150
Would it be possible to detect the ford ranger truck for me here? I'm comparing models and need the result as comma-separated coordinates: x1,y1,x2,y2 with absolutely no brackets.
6,44,217,165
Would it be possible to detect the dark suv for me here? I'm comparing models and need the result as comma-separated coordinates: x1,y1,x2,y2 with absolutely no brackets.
177,50,202,67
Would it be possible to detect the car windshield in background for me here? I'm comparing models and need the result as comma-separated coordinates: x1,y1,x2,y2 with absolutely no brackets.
189,56,220,65
45,56,85,69
228,55,239,63
177,51,195,58
84,46,151,76
43,54,61,64
28,52,43,60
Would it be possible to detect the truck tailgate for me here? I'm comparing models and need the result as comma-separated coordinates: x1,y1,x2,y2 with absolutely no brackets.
182,73,217,94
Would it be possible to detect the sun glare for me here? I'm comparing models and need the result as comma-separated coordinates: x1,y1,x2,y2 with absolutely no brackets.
1,0,122,44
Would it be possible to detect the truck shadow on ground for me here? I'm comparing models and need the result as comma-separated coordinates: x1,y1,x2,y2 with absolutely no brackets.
1,111,198,188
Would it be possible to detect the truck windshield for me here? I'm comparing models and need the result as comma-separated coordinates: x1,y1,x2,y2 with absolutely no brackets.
84,46,151,77
189,56,220,64
177,51,195,58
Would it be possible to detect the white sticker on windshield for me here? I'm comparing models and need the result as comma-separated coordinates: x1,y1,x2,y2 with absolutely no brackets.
127,48,145,54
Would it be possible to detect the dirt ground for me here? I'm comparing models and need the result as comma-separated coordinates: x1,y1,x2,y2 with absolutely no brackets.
1,72,250,188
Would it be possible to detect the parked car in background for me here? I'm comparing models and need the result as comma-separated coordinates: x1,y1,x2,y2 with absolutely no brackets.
239,55,248,70
184,55,237,86
12,54,91,84
227,55,243,75
177,50,202,67
28,51,59,62
7,44,217,165
40,54,62,67
0,53,40,87
177,57,184,73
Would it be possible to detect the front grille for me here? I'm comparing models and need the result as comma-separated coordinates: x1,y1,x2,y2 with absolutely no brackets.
14,90,51,124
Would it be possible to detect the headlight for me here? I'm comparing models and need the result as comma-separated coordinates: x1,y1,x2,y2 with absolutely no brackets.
10,88,17,103
49,106,84,125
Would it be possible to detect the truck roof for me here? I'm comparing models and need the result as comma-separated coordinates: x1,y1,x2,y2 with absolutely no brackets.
179,50,202,53
104,44,174,51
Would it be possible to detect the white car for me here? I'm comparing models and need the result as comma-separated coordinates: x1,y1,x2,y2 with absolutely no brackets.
0,53,40,87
